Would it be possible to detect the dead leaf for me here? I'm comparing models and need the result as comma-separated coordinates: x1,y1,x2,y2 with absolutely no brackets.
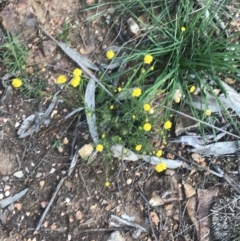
225,77,235,84
186,196,199,240
191,153,205,163
184,183,196,198
150,211,160,226
197,188,219,241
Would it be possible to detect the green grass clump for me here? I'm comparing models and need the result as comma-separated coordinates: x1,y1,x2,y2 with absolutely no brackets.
76,0,240,157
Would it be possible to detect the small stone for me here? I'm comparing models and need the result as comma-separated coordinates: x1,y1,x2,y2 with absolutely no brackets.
44,221,49,228
36,172,43,178
69,216,74,223
126,179,132,185
97,36,103,42
39,180,45,188
50,223,57,230
76,210,83,220
5,190,10,197
2,176,9,182
26,212,31,216
15,122,20,128
8,203,15,211
0,193,4,199
58,146,64,153
13,170,24,178
63,137,69,145
41,201,48,208
51,110,58,118
15,203,22,211
49,168,56,174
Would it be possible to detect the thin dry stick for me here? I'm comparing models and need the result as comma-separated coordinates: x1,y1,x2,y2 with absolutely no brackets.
79,169,92,200
35,176,67,232
164,105,240,139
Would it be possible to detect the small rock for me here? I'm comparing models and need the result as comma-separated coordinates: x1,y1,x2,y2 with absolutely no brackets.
39,180,45,188
126,179,132,185
75,210,83,220
49,168,56,174
36,172,43,178
41,201,48,208
15,203,22,211
44,221,49,228
15,122,20,128
58,146,64,153
63,137,69,145
97,36,103,42
26,212,31,216
50,223,57,230
0,193,4,200
2,176,9,182
8,203,15,211
13,170,24,178
69,216,74,223
5,190,10,197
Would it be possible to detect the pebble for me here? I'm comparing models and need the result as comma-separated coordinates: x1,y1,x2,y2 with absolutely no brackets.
36,172,43,178
8,203,15,211
15,122,20,128
126,179,132,185
5,190,10,197
13,170,24,178
2,176,9,182
58,146,64,153
97,36,103,42
49,168,56,174
0,193,4,199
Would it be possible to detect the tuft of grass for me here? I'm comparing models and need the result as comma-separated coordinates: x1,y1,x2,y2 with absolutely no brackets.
76,0,240,153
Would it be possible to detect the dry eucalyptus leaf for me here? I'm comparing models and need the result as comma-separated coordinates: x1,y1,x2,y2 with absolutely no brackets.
78,144,94,159
186,196,199,240
184,183,196,198
150,211,160,226
191,153,205,163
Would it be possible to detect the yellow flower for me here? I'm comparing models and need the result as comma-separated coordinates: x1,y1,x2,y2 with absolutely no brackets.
106,50,115,60
205,109,211,116
135,144,142,151
143,103,151,111
96,144,104,152
144,54,153,64
132,88,142,97
105,181,110,187
132,115,136,119
164,120,172,130
12,78,22,88
189,85,196,93
56,75,67,84
155,163,167,173
150,66,154,71
117,87,122,92
143,123,152,131
110,105,114,110
73,68,82,76
70,76,81,87
181,26,186,32
156,150,163,157
101,134,105,138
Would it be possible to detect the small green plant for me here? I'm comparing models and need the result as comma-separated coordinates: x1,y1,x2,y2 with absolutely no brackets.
0,31,27,73
57,20,69,42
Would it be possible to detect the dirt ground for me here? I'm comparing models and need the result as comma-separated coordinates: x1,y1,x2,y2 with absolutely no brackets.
0,0,240,241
